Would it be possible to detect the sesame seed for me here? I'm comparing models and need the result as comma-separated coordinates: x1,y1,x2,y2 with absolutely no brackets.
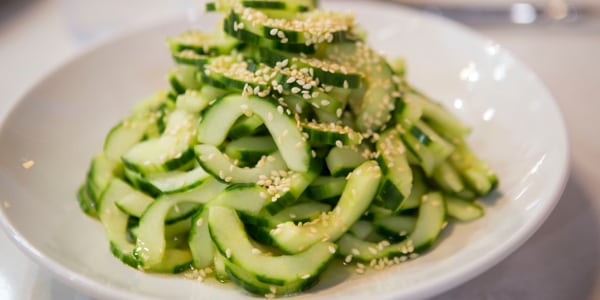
328,245,336,254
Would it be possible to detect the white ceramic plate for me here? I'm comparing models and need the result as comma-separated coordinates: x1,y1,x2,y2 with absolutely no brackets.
0,1,568,299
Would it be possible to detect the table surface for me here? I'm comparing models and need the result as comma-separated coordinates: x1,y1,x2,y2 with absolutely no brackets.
1,1,599,299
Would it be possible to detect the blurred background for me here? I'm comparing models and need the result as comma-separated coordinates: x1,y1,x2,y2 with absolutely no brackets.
0,0,599,299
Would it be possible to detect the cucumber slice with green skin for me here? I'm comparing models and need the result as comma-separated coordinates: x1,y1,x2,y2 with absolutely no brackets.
349,220,375,240
207,0,316,15
306,176,347,201
227,8,354,46
445,195,484,221
85,154,123,208
104,115,158,163
374,127,412,211
408,88,471,140
224,136,278,165
223,14,317,54
269,160,382,253
398,168,427,211
129,218,191,249
99,179,141,268
189,184,272,269
169,65,203,95
197,95,312,173
164,181,227,223
228,114,267,139
146,248,193,273
302,121,363,146
208,205,337,285
167,29,239,55
124,165,210,196
263,161,321,214
448,139,498,196
374,215,416,242
195,145,288,184
172,50,211,68
77,184,97,218
212,184,273,215
259,47,362,88
113,179,154,216
272,201,331,223
324,42,398,133
397,119,455,177
394,92,423,124
412,120,454,161
200,84,228,102
325,145,367,177
282,94,312,117
134,178,226,269
189,208,214,269
203,55,274,94
398,128,436,176
337,192,446,262
213,251,230,283
241,200,331,230
115,179,216,224
175,90,212,114
432,160,466,195
123,110,197,175
224,257,319,297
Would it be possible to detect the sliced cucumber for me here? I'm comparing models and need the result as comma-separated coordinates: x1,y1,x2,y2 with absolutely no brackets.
302,121,363,146
374,127,412,211
168,28,239,55
123,110,197,175
324,42,397,133
269,160,381,253
325,146,367,177
195,145,287,184
259,47,361,88
134,178,226,269
263,161,321,214
338,192,446,262
99,179,140,268
125,165,210,196
175,90,211,114
445,195,484,221
188,183,272,269
374,215,416,241
197,95,311,172
306,176,346,201
448,139,498,196
224,135,278,165
85,154,122,207
227,8,354,46
208,205,336,285
169,65,203,94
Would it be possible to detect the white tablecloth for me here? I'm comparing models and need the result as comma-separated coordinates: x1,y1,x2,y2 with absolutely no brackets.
1,1,599,299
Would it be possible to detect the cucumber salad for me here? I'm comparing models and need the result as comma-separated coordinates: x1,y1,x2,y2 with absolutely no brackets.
78,0,498,297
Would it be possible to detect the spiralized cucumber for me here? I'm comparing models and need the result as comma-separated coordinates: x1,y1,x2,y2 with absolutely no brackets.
77,1,498,297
